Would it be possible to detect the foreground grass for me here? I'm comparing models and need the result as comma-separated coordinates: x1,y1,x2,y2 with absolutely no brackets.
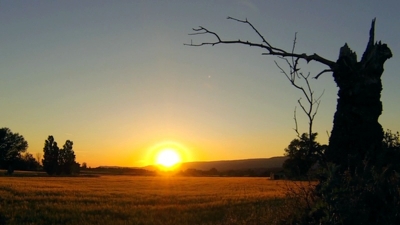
0,176,291,225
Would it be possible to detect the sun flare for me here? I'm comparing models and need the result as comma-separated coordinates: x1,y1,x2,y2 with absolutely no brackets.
156,149,181,168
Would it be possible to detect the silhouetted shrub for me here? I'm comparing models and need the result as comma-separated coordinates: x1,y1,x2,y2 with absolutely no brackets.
283,133,326,180
277,130,400,225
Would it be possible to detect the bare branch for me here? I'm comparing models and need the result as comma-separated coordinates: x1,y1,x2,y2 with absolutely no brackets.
185,17,337,69
311,91,323,121
226,17,279,52
326,130,331,139
314,69,333,79
272,34,325,137
293,107,300,138
273,34,324,142
297,98,309,121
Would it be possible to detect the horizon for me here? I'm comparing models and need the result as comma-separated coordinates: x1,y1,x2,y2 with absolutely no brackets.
2,1,400,167
96,155,287,169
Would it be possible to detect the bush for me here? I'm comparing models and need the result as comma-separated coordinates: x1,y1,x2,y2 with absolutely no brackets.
278,130,400,225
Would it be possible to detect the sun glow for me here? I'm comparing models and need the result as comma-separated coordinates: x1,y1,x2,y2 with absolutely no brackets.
144,141,192,169
156,148,181,168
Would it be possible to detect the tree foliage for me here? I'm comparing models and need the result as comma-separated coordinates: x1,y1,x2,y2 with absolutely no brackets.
283,133,326,179
42,136,59,175
14,152,41,171
0,127,28,174
42,136,78,175
58,140,76,175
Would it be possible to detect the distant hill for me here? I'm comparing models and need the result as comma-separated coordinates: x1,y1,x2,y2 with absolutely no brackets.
169,156,287,172
93,157,287,177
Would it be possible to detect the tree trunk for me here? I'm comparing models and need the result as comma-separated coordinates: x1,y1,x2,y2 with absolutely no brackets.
325,19,392,174
7,164,14,175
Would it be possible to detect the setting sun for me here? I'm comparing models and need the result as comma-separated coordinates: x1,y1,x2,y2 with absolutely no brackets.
156,149,181,168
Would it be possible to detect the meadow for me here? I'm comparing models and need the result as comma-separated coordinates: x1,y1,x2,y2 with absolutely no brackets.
0,175,296,225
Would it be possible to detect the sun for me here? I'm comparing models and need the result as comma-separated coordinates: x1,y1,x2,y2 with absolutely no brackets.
156,148,181,168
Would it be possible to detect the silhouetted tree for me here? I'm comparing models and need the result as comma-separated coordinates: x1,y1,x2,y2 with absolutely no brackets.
14,152,41,171
42,136,79,175
187,17,391,174
208,167,219,176
58,140,76,174
283,133,326,179
81,162,87,169
71,161,80,174
187,18,397,224
42,136,59,175
0,127,28,174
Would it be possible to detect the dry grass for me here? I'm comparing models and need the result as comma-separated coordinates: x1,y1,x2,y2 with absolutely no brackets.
0,175,294,225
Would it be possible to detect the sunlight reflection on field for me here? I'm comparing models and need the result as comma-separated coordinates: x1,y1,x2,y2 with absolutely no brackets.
0,176,304,225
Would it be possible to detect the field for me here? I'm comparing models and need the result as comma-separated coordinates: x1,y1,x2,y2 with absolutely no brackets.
0,175,294,225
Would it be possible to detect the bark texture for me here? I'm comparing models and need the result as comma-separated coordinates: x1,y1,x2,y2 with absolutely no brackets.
325,19,392,173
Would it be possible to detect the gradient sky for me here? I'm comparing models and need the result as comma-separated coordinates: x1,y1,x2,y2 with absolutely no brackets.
1,1,400,167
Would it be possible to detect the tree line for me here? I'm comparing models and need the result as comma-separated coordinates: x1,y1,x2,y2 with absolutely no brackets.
0,127,79,175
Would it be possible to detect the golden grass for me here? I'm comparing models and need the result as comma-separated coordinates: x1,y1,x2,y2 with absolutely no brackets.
0,176,294,225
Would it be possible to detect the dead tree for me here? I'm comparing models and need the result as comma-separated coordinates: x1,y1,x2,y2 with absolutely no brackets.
186,17,392,174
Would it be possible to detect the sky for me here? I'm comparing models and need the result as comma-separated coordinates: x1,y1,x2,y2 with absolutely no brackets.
1,1,400,167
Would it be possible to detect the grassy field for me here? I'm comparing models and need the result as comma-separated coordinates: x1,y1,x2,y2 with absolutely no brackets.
0,175,294,225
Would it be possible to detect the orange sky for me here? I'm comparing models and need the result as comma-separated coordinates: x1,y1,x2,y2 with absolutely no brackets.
2,1,400,167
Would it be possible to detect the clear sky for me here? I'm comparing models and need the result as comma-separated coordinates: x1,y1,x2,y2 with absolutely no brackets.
1,1,400,167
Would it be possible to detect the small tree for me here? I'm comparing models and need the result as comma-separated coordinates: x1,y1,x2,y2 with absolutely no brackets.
0,127,28,174
42,136,59,175
58,140,76,175
283,133,326,179
81,162,87,169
